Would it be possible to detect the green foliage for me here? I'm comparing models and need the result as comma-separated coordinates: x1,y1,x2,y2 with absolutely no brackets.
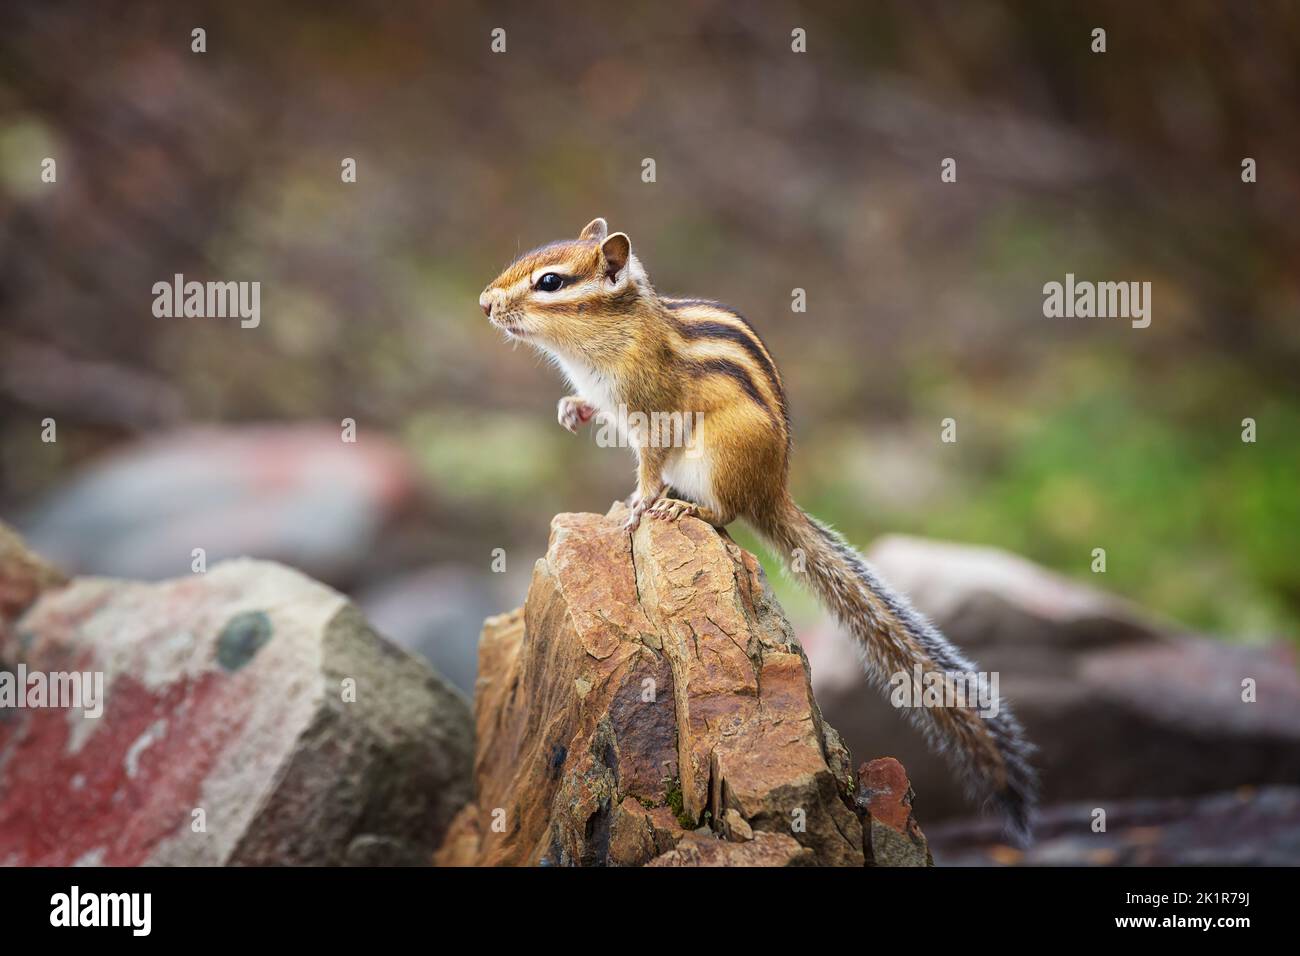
664,780,695,830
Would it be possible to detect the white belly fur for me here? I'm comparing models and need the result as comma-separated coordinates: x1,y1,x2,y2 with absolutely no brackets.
554,352,634,446
662,451,716,510
555,355,618,417
551,351,716,508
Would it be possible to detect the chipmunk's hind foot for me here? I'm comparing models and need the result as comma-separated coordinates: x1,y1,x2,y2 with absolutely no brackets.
647,497,728,527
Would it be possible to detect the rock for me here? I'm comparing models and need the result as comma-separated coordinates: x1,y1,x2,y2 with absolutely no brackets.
857,758,932,866
809,535,1300,831
0,559,473,866
647,830,814,866
433,804,485,867
0,521,66,640
440,504,908,867
722,808,754,841
927,786,1300,866
17,425,419,586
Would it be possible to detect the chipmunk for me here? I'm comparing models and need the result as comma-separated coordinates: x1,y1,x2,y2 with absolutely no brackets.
480,218,1037,841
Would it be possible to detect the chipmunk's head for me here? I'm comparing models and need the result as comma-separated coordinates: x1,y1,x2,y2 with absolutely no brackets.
479,218,651,358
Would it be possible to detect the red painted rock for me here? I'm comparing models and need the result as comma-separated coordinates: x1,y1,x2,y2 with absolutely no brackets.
0,559,473,865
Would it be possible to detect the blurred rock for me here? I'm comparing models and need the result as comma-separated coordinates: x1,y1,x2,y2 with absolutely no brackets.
865,535,1164,648
437,504,909,867
355,564,507,695
809,535,1300,828
18,425,419,585
857,757,933,867
0,559,473,865
928,786,1300,866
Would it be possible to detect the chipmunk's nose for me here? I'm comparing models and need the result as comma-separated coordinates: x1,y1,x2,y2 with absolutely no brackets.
479,291,494,317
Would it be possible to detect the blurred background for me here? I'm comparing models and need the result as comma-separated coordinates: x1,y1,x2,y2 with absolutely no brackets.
2,1,1298,862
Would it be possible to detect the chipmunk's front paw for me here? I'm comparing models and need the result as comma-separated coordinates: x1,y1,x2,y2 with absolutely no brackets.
557,396,595,434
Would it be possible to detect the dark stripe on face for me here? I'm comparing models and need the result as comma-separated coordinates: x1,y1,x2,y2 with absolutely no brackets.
533,285,641,316
533,299,593,315
498,241,601,289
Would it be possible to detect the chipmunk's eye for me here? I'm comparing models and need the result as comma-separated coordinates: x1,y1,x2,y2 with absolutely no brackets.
535,273,565,293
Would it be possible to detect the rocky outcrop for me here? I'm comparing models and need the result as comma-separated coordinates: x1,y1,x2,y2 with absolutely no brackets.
0,524,473,866
809,534,1300,839
436,504,930,867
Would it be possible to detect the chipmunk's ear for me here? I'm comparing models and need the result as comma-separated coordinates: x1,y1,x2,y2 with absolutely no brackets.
600,232,630,280
579,217,608,242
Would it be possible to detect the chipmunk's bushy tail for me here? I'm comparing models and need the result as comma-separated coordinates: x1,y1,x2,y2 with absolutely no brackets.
756,493,1038,843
